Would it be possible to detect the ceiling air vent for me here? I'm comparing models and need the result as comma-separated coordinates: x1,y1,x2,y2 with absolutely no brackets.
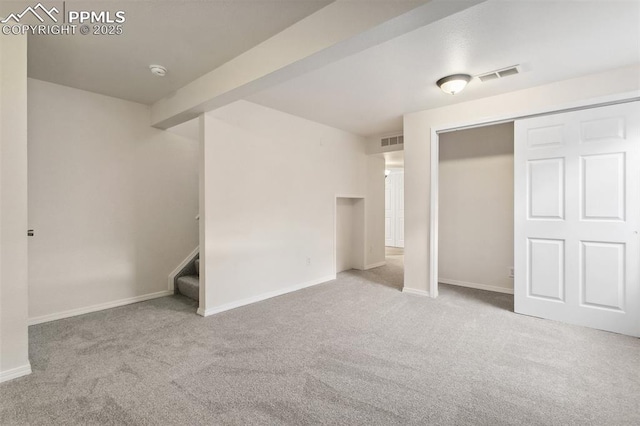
477,65,520,82
381,135,403,147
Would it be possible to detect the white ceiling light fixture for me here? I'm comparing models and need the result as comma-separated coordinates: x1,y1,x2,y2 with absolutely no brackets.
436,74,471,95
149,64,167,77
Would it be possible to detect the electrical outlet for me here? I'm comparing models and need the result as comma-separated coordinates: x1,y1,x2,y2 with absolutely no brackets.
306,257,311,266
508,267,514,278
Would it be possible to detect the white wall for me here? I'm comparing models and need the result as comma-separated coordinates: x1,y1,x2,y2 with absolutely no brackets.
438,123,514,293
366,155,386,266
403,64,640,295
0,33,31,382
27,79,199,322
199,101,385,314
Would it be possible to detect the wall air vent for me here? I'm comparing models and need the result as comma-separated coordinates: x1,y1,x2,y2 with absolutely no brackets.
477,65,520,82
381,135,403,147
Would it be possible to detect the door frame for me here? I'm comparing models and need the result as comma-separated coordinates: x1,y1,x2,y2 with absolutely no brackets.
428,92,640,298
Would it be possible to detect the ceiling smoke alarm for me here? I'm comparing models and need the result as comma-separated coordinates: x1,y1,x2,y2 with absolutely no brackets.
149,65,167,77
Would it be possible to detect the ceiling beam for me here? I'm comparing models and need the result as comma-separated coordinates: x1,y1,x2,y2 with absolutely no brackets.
150,0,485,129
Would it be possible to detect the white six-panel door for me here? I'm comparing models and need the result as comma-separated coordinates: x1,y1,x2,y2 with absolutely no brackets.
514,102,639,337
385,171,404,248
395,173,405,247
385,176,394,246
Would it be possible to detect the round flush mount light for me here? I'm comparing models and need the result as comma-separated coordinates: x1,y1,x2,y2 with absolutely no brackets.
436,74,472,95
149,64,167,77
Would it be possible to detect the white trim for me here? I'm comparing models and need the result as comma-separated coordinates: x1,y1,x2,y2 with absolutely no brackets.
0,363,32,383
198,115,207,318
363,261,386,270
431,91,640,135
428,91,640,300
197,274,336,317
168,246,199,291
28,290,173,325
429,128,439,299
439,278,514,295
402,287,430,297
335,193,366,199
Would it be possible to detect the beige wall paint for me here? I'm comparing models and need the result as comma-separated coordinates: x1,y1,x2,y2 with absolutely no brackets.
366,155,386,266
438,123,514,292
199,101,385,314
403,64,640,295
0,33,31,382
27,79,199,321
336,198,365,272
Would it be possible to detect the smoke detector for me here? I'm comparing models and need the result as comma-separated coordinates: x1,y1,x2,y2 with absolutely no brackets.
149,65,167,77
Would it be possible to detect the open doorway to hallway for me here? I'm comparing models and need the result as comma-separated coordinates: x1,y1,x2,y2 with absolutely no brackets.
384,150,405,283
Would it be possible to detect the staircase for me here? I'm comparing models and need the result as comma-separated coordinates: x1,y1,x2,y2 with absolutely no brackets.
176,258,199,301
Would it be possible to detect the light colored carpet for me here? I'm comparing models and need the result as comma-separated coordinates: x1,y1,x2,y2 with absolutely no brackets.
1,258,639,425
385,246,404,257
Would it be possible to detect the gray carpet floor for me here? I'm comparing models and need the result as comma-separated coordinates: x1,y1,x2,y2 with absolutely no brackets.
1,256,639,425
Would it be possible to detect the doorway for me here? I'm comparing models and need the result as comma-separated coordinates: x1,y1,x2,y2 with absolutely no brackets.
438,123,515,299
429,100,640,337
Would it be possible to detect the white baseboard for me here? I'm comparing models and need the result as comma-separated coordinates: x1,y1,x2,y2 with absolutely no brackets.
197,274,336,317
28,290,174,325
402,287,430,297
0,362,32,383
364,261,386,270
168,246,199,291
439,278,514,294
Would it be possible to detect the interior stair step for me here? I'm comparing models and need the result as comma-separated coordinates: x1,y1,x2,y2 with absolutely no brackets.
177,275,199,301
195,258,199,275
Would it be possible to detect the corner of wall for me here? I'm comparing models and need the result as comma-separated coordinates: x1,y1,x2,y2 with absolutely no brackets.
0,31,30,380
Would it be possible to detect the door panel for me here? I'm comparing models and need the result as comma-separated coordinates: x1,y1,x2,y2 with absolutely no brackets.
581,153,625,221
515,102,639,337
528,158,565,219
528,238,565,301
580,241,625,310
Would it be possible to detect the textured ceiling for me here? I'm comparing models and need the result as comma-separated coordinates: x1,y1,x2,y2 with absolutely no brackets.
15,0,331,104
248,0,640,136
